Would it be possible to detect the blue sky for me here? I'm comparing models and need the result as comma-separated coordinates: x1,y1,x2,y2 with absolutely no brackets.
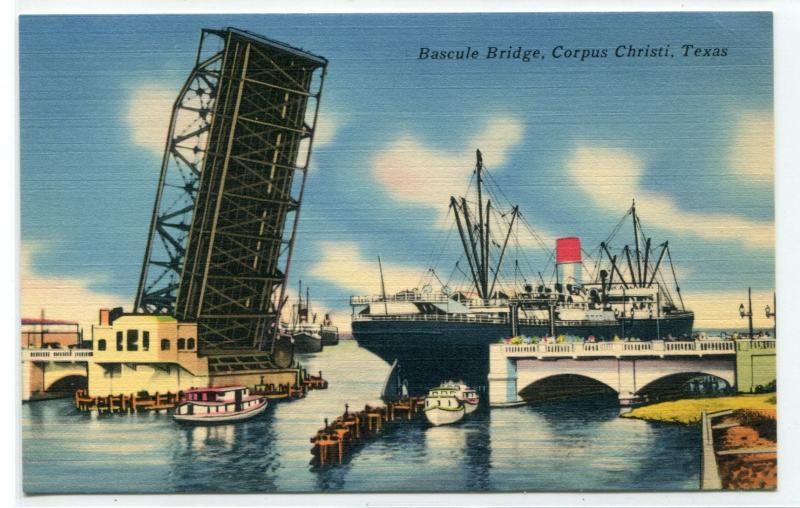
19,12,774,330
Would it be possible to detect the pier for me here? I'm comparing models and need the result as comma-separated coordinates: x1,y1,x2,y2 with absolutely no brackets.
700,408,777,489
488,339,775,407
22,331,328,410
74,389,181,414
70,369,328,414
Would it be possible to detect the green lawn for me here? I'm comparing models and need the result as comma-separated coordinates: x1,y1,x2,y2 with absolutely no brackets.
621,393,776,425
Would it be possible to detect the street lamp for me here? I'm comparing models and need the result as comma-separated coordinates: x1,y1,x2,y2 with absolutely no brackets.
739,287,754,339
765,292,776,338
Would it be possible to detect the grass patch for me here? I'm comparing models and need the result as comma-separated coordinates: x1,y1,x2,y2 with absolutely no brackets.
621,393,776,425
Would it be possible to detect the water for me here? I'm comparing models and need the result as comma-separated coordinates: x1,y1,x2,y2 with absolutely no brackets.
22,340,700,493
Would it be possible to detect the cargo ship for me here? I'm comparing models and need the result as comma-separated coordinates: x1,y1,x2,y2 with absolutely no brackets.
350,150,694,394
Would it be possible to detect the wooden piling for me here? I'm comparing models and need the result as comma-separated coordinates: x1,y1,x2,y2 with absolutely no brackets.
310,396,425,467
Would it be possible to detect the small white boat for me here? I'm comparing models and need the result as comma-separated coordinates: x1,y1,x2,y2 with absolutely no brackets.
423,384,465,426
173,386,267,424
455,382,480,414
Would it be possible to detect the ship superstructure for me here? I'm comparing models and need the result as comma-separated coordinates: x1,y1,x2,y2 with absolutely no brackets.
350,150,693,393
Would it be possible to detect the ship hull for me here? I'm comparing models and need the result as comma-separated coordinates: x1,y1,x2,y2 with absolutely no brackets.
352,314,693,395
320,327,339,346
292,331,322,353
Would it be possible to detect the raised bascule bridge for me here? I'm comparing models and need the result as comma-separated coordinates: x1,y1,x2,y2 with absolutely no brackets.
22,28,328,401
134,28,327,373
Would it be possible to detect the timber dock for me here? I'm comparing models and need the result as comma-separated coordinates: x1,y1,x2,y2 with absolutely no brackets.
310,396,426,466
73,370,328,415
74,389,182,414
251,369,328,400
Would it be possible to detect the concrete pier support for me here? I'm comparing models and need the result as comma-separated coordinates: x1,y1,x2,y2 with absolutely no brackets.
488,347,524,407
21,359,45,401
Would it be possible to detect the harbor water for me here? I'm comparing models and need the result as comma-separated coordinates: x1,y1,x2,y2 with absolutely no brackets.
22,340,700,493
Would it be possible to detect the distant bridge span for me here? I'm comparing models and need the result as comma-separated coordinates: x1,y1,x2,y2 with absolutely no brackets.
488,340,758,407
22,349,92,401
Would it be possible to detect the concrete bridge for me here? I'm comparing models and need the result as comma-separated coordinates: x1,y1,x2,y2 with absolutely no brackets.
22,348,92,401
488,339,775,407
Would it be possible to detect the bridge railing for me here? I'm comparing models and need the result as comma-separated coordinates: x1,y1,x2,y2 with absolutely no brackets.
22,348,94,361
350,293,451,305
736,339,775,351
497,339,748,358
353,313,507,324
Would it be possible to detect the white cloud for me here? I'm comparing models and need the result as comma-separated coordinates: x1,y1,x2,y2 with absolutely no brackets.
730,110,773,182
310,241,423,296
313,112,342,147
682,289,775,330
127,84,177,153
372,116,525,211
21,242,127,333
566,145,774,249
307,241,429,334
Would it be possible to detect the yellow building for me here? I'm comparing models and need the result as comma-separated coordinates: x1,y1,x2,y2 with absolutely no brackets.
88,309,302,397
88,311,209,397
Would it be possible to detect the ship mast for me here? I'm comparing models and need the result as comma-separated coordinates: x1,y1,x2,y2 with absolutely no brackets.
476,150,487,299
632,200,643,286
600,203,684,309
450,149,518,303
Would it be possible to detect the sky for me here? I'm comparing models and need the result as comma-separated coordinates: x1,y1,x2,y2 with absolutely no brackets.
19,12,774,332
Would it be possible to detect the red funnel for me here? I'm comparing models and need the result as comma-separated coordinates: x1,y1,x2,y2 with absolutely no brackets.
556,237,581,264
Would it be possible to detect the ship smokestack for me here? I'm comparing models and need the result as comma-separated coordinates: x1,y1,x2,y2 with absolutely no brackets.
556,237,582,286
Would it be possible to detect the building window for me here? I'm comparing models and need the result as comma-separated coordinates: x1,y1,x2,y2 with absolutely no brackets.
177,338,186,350
143,331,150,351
127,329,139,351
116,331,123,351
161,339,170,351
187,338,195,350
98,339,106,351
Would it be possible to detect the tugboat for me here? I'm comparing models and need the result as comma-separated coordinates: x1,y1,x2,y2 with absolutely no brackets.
351,149,694,394
173,386,268,423
423,383,465,426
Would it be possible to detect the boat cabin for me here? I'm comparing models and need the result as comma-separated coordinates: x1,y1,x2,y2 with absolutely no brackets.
462,389,478,399
184,386,250,403
425,386,461,408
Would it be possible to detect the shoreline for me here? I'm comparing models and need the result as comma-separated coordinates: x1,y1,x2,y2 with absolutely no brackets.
621,393,776,425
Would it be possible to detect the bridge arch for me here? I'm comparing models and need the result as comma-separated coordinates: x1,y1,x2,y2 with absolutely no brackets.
40,361,89,396
518,373,618,403
635,371,734,401
45,373,87,394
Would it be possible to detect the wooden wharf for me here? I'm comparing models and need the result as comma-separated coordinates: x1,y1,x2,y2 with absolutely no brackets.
251,370,328,400
73,371,328,414
74,389,182,414
310,396,426,466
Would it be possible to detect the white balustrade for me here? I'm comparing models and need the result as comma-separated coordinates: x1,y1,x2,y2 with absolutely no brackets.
497,339,766,359
22,348,93,361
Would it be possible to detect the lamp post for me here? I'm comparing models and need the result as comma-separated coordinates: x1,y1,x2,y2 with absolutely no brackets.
739,287,754,339
765,292,776,338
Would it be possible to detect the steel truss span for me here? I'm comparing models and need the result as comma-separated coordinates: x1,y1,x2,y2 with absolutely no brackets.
135,27,327,356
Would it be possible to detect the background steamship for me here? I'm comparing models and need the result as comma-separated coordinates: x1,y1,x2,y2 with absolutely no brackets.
350,150,694,394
